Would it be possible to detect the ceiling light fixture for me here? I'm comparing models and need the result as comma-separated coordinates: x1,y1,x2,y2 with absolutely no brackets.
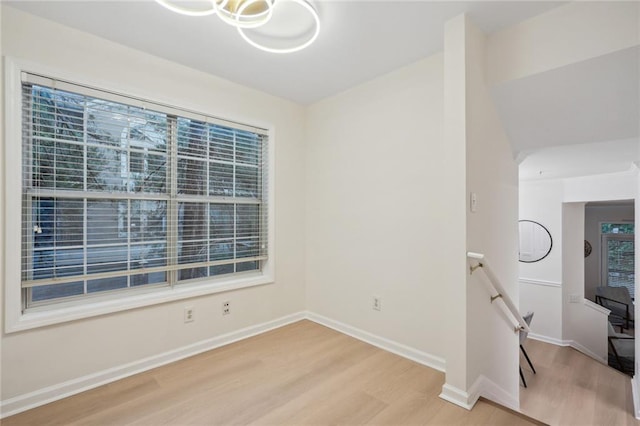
217,0,274,29
155,0,219,17
237,0,320,54
155,0,320,54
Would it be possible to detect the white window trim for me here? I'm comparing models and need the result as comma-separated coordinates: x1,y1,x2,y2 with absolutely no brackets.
599,220,634,293
3,57,276,333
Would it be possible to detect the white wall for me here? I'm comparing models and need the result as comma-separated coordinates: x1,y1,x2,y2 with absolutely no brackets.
584,203,635,301
304,53,447,363
487,1,640,85
562,203,608,362
463,16,520,407
1,5,306,402
564,171,638,202
519,181,563,283
438,14,520,410
518,181,563,341
306,15,520,410
441,14,469,398
519,282,563,343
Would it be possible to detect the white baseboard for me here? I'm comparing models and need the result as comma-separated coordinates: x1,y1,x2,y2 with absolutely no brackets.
528,333,607,364
439,383,476,410
568,341,607,364
304,313,516,412
0,312,306,419
305,311,446,372
466,375,483,408
528,333,569,346
477,375,520,411
440,375,519,412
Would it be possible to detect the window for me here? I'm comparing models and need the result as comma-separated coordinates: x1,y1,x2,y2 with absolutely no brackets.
601,222,635,297
20,73,269,310
601,223,634,235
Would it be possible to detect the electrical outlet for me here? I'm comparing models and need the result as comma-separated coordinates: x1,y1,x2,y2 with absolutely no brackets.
373,296,381,311
184,307,195,323
222,301,231,316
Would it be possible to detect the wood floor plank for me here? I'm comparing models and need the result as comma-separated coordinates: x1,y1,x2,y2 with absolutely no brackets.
520,338,638,425
4,321,541,425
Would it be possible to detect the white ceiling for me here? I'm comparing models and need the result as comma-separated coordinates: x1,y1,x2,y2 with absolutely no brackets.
493,46,640,155
519,138,639,181
5,0,565,104
492,46,640,181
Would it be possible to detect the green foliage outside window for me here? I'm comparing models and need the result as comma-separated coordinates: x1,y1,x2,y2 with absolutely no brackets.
601,223,634,235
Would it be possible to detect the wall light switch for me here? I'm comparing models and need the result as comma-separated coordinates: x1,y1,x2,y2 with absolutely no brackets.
470,192,478,213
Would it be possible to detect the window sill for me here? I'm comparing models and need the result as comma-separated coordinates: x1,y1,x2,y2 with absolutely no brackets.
7,273,274,333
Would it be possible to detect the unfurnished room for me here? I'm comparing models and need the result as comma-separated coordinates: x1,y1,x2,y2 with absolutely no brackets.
0,1,639,425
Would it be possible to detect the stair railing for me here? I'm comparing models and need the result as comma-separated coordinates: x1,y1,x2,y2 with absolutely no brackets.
467,251,530,334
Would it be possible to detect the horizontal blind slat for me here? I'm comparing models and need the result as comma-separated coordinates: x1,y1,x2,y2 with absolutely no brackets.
23,72,268,135
22,75,269,305
22,256,268,288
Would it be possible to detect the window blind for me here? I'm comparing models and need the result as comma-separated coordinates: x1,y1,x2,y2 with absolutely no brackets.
21,74,269,307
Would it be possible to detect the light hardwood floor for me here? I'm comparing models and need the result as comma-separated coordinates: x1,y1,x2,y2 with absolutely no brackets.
3,320,540,426
519,338,638,425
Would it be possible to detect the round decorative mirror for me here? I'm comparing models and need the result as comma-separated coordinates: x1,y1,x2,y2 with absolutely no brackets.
519,220,552,263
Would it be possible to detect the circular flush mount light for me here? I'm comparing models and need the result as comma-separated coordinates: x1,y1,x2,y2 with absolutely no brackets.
237,0,320,54
154,0,320,53
217,0,274,29
155,0,220,17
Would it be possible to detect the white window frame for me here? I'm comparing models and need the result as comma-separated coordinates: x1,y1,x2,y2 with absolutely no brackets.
599,221,635,294
4,57,275,333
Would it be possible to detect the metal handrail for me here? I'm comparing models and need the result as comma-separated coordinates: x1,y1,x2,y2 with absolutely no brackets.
467,252,530,334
